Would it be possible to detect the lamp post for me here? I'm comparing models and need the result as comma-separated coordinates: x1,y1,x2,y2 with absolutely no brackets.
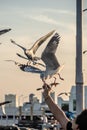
18,95,23,121
76,0,84,115
18,94,23,107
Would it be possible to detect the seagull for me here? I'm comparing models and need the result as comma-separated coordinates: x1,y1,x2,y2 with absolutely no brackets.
83,8,87,12
40,32,64,82
0,101,12,106
83,50,87,54
58,92,71,97
0,28,11,35
10,30,55,65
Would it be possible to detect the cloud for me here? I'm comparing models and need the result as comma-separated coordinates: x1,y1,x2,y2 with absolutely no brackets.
29,14,60,25
43,8,75,16
29,14,75,31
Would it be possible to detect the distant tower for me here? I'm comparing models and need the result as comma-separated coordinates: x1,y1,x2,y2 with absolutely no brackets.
29,93,35,103
84,86,87,108
69,86,76,112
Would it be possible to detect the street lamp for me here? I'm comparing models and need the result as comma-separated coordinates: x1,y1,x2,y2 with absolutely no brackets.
76,0,84,115
18,95,23,121
18,94,23,106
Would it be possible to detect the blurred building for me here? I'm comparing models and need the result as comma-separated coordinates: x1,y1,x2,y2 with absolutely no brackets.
5,94,17,107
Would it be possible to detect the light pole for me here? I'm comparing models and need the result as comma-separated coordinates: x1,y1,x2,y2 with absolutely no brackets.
18,94,23,106
76,0,84,115
18,95,23,121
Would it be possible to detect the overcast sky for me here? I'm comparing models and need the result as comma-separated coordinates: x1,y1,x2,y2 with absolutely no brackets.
0,0,87,103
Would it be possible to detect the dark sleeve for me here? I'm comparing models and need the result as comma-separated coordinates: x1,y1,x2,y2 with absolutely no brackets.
66,121,73,130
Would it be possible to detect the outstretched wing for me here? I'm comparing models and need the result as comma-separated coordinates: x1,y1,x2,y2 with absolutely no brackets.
10,39,26,51
16,53,28,60
20,65,42,73
41,33,60,70
30,30,55,54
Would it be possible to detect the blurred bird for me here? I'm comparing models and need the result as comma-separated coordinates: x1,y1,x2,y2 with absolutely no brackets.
83,50,87,54
0,101,12,106
58,92,71,97
0,28,11,35
0,101,12,115
10,30,55,65
83,8,87,12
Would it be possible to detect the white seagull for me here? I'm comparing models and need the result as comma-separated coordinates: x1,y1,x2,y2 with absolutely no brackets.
58,92,71,97
40,32,64,82
10,30,55,65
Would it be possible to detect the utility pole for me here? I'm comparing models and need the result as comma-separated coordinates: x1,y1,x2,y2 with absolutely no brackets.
76,0,84,115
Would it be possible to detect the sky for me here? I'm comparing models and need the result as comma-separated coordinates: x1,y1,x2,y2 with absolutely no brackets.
0,0,87,103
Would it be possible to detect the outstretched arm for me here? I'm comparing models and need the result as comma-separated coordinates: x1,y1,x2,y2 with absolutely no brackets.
42,83,70,130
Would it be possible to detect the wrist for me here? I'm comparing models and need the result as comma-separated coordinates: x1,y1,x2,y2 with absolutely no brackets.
44,95,50,101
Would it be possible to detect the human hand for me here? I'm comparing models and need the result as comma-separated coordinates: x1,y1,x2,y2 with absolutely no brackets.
42,83,51,100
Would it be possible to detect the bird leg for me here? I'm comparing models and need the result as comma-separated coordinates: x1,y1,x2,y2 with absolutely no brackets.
50,77,60,87
57,73,64,80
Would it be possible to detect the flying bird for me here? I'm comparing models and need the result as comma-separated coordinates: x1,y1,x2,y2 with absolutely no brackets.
83,8,87,12
58,92,71,97
0,28,11,35
10,30,55,65
40,32,64,82
83,50,87,54
0,101,12,106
